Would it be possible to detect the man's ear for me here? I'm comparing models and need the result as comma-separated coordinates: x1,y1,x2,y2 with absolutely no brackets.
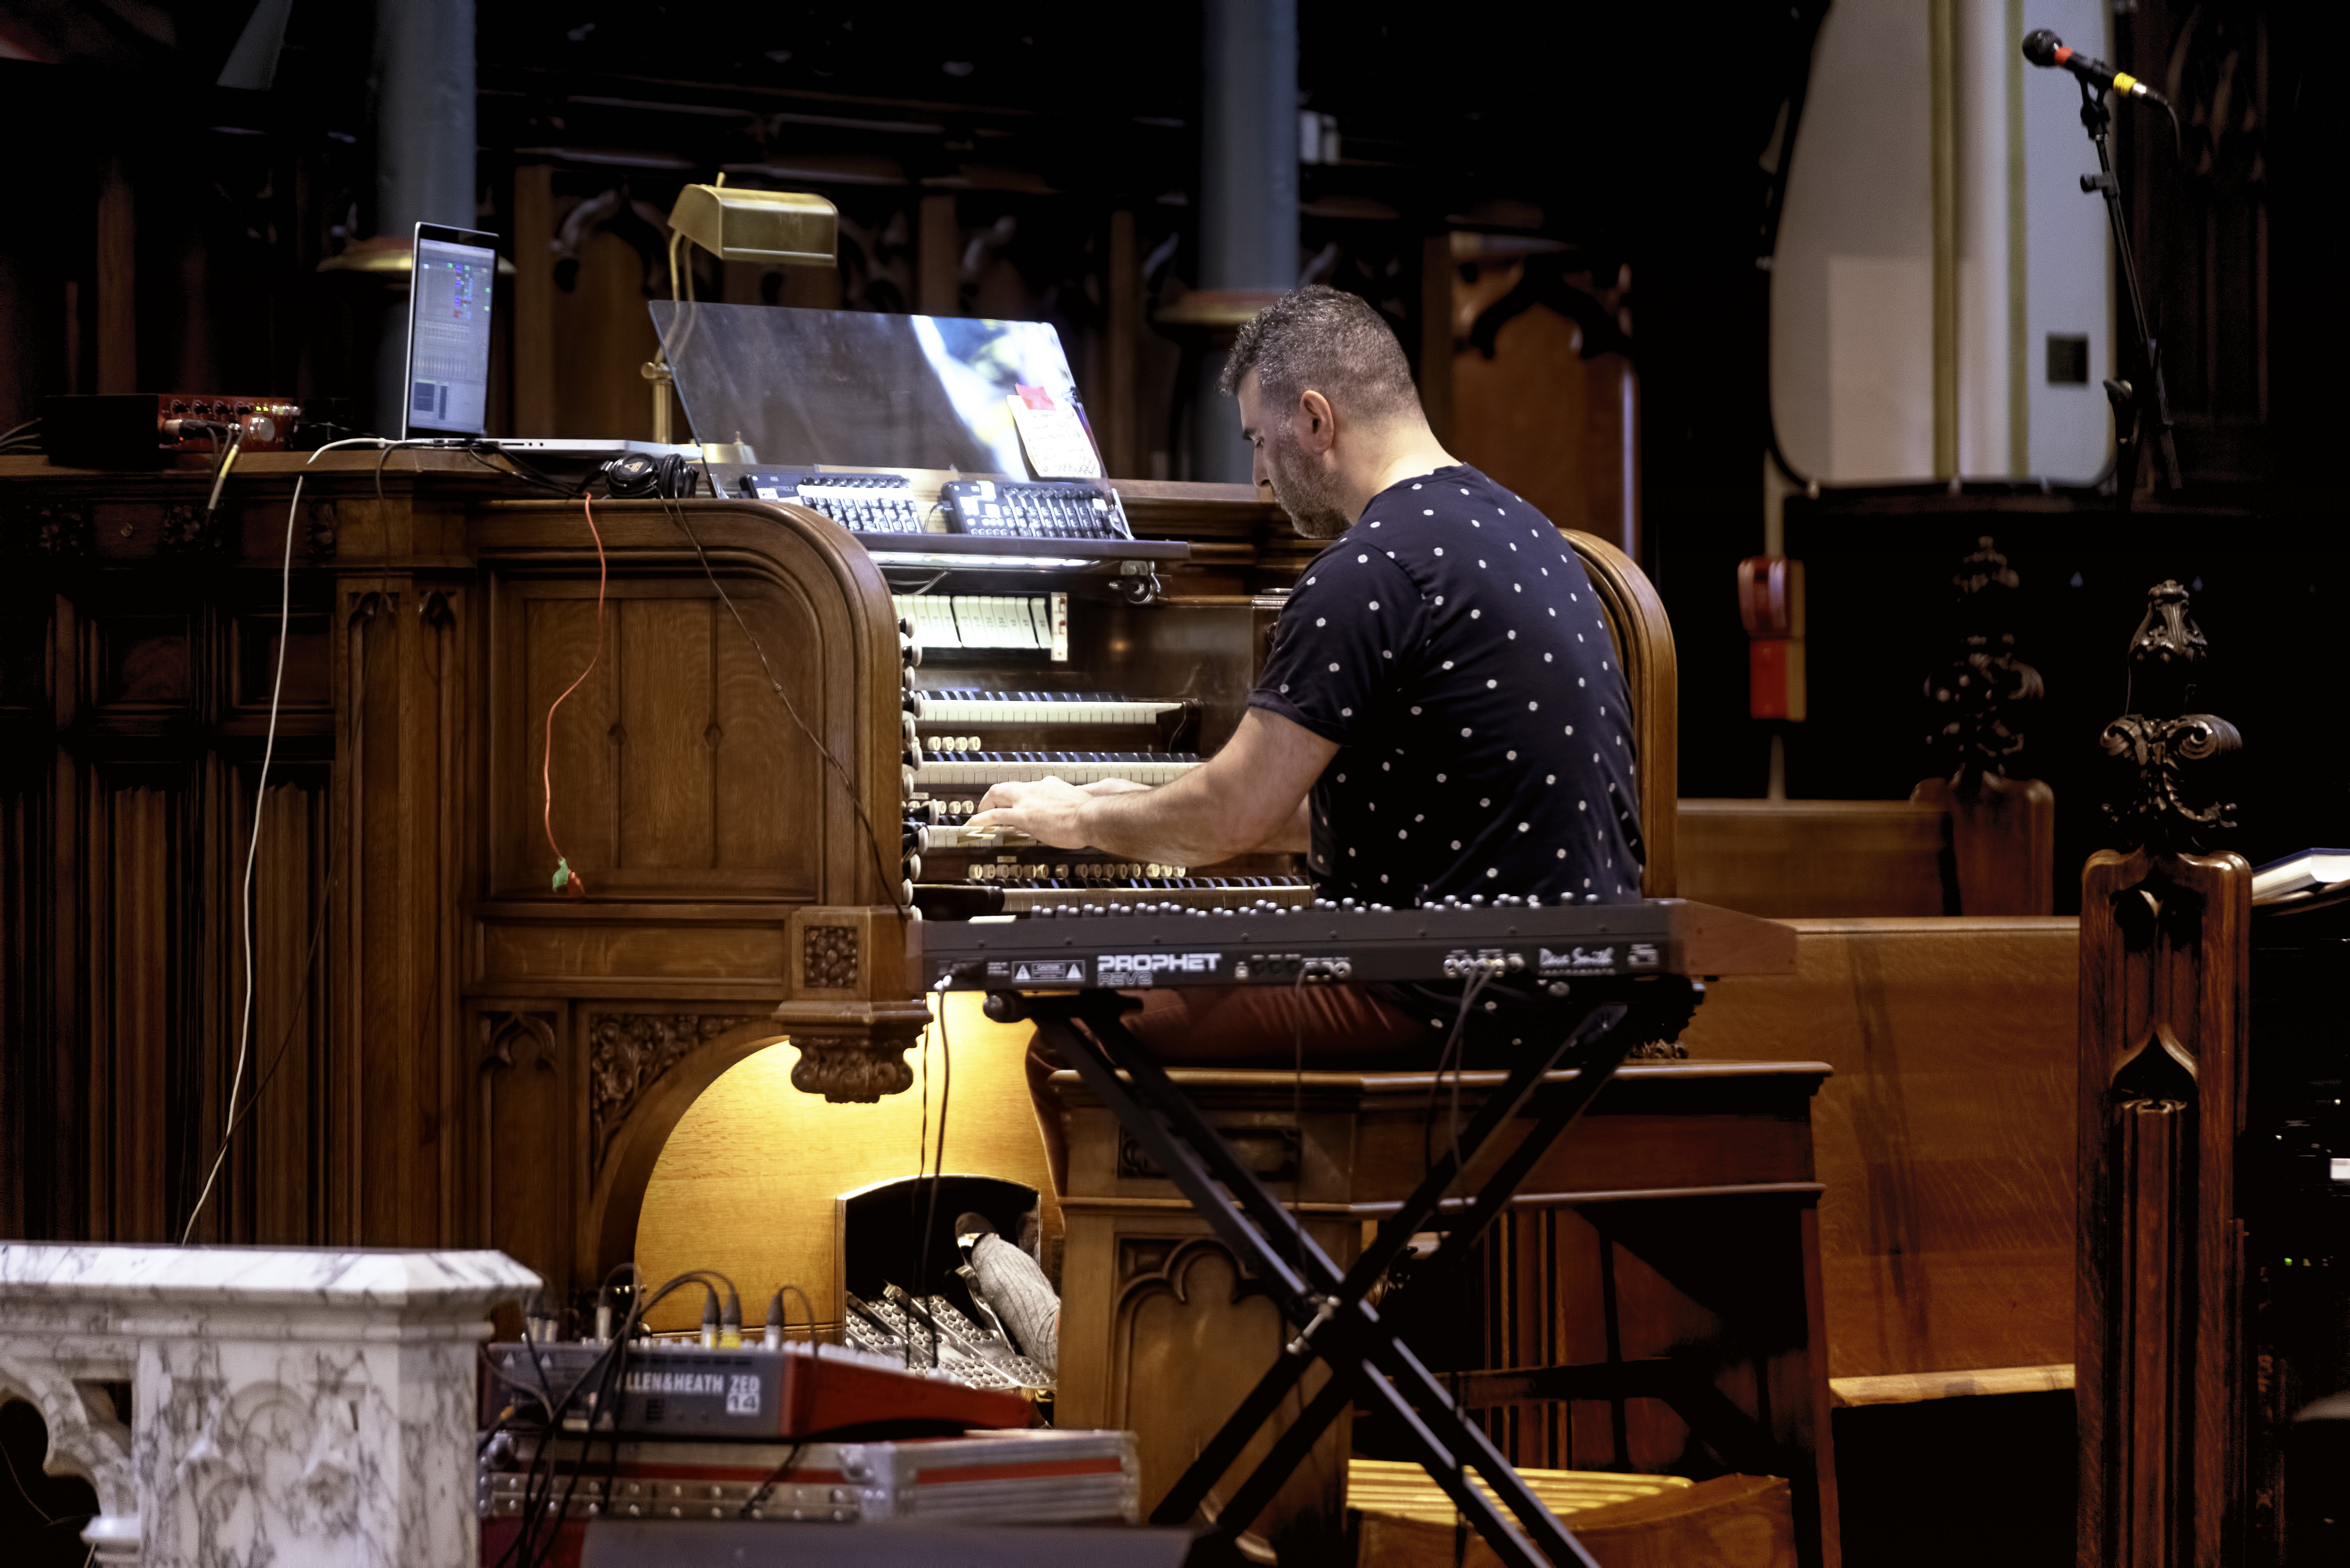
1298,390,1337,453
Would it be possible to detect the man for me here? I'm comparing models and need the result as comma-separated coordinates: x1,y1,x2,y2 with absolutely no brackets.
972,286,1641,1088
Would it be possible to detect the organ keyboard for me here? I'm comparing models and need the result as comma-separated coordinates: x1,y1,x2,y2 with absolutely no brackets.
911,690,1186,725
913,751,1203,787
878,571,1294,916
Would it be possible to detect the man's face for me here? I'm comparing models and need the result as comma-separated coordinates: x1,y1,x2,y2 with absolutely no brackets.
1237,371,1352,540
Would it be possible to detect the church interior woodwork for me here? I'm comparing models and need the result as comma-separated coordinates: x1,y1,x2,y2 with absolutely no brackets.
3,2,2339,1564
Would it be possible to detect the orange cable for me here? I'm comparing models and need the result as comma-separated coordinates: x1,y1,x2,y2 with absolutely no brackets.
543,492,608,898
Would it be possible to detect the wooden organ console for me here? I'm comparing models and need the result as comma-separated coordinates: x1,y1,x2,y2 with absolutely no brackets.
0,451,1675,1304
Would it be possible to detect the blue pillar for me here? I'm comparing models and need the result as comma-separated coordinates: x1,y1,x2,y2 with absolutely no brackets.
1192,0,1298,482
373,0,477,431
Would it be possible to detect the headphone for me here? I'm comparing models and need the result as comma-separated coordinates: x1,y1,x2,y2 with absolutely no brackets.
601,452,703,499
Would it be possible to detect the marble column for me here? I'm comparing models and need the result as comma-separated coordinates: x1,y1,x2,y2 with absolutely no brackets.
0,1245,538,1568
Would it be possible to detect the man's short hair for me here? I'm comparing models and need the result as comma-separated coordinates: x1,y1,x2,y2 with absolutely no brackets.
1220,285,1421,426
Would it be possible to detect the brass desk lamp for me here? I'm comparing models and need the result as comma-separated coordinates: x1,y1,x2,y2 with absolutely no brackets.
646,178,838,445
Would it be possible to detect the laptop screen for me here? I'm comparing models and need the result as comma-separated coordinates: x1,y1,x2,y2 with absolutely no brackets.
405,228,496,436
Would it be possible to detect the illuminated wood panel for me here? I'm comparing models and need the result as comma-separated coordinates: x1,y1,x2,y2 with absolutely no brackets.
632,991,1060,1333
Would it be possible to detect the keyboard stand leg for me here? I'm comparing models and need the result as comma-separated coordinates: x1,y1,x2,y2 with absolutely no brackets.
1149,1001,1635,1529
1175,1004,1661,1563
1022,983,1688,1568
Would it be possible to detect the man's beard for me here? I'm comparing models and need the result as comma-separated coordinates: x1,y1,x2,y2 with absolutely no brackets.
1264,427,1354,539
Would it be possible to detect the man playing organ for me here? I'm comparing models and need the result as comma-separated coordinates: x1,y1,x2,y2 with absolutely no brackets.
971,285,1644,1068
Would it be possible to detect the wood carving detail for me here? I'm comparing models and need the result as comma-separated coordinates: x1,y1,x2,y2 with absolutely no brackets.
788,1033,918,1103
588,1013,752,1173
156,501,222,556
479,1011,557,1074
2099,580,2241,854
802,924,860,990
4,498,93,560
2079,584,2252,1568
1924,536,2042,783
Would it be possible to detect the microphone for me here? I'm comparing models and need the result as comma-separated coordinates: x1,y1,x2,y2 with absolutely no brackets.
2022,29,2167,103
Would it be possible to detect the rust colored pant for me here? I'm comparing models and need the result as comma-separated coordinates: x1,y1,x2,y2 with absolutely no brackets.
1022,982,1487,1198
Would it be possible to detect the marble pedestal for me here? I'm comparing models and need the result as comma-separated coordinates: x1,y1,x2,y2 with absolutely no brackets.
0,1245,539,1567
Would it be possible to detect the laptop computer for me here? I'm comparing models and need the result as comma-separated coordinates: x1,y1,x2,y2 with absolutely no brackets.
397,221,696,459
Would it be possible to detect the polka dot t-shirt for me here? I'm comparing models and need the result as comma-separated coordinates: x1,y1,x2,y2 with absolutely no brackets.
1247,465,1643,906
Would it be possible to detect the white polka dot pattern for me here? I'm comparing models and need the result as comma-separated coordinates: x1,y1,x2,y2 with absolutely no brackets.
1245,464,1643,906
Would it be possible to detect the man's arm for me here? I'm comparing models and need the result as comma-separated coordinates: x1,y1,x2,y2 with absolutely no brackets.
969,707,1333,865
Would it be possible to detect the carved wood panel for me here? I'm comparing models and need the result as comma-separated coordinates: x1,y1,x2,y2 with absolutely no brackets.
2078,846,2249,1568
89,769,200,1244
475,1006,569,1305
489,581,816,901
1105,1234,1346,1559
240,775,333,1247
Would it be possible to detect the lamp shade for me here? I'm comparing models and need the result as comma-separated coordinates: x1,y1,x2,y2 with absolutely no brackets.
668,185,838,266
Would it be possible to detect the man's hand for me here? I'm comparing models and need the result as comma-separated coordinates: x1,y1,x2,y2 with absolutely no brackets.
969,776,1099,848
966,708,1334,866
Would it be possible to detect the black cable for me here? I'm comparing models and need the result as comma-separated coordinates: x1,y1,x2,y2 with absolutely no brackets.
506,1269,733,1568
913,980,954,1368
465,442,587,500
660,495,910,920
1420,968,1493,1195
909,1005,931,1369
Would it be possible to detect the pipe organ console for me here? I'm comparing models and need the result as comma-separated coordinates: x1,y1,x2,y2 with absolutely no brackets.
0,430,1674,1310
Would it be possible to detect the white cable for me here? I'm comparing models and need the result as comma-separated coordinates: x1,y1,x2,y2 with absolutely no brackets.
181,437,389,1245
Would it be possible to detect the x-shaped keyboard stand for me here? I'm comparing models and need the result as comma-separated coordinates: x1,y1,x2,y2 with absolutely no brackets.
999,972,1701,1567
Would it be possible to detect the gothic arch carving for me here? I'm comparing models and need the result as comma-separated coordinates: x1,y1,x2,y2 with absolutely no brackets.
583,1014,788,1278
0,1352,136,1519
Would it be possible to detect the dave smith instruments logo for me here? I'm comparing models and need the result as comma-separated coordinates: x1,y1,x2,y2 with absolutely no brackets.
1537,943,1661,974
1095,951,1225,986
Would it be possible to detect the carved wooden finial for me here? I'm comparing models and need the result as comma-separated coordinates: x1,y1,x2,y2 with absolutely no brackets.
1924,535,2043,784
2098,579,2241,853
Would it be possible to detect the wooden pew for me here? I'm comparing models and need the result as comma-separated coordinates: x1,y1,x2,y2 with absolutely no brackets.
1679,917,2078,1391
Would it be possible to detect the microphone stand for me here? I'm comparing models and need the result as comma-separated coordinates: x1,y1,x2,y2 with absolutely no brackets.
2076,75,2182,512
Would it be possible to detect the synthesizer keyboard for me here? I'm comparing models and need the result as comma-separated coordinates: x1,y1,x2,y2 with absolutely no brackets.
910,897,1798,990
